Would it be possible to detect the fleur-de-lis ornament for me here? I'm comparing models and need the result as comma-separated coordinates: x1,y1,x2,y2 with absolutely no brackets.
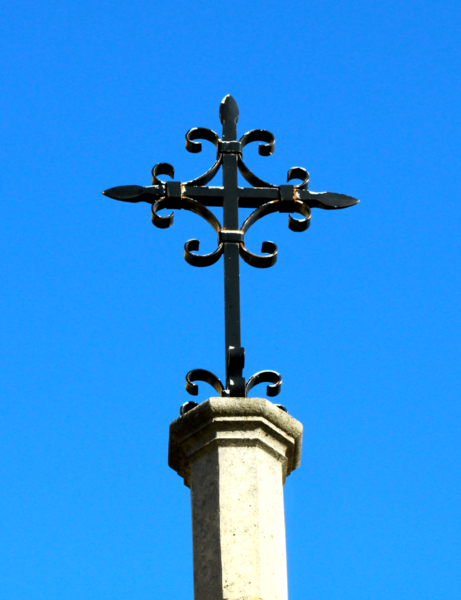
103,95,359,407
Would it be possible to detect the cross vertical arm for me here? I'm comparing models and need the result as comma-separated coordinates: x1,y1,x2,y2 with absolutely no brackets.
220,95,244,396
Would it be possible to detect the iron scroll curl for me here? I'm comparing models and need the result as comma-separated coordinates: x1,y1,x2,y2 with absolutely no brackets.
238,198,312,268
150,154,225,267
151,195,225,267
239,201,279,268
238,128,276,188
185,369,225,397
185,368,282,398
184,127,222,187
245,370,282,397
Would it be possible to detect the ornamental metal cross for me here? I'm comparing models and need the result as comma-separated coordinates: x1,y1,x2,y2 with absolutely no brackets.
103,95,359,401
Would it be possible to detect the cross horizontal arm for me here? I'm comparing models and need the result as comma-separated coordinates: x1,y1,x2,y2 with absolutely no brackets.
102,183,278,208
103,183,359,210
189,186,279,208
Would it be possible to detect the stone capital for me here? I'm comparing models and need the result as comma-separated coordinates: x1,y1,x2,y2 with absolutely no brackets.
169,397,303,488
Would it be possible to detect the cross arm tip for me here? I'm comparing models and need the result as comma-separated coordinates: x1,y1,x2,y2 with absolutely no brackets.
101,184,155,203
300,190,360,210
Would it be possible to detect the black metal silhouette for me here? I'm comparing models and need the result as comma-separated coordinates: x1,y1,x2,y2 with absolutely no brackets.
103,95,359,399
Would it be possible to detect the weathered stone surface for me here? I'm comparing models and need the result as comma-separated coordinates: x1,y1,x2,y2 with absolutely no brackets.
169,397,303,600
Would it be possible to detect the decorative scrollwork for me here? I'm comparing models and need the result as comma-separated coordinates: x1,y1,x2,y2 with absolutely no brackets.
151,198,175,229
151,162,175,185
184,127,222,186
181,197,223,267
237,156,273,188
186,155,222,187
287,166,309,189
149,162,177,227
240,129,275,156
245,370,282,397
185,127,220,153
103,95,360,401
184,238,223,267
237,129,277,188
185,369,224,396
185,368,281,398
239,201,279,268
152,195,224,267
236,127,311,193
287,200,312,232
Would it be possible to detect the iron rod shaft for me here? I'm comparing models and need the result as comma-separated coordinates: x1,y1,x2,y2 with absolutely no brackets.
224,242,241,354
221,118,243,390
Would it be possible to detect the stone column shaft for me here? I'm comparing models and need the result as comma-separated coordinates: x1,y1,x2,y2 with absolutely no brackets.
169,398,303,600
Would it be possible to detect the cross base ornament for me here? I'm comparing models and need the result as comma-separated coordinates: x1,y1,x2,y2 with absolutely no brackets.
103,95,359,404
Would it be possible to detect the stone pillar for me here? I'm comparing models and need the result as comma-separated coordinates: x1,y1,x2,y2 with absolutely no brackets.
169,397,303,600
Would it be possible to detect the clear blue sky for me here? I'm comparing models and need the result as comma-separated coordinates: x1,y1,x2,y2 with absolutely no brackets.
1,0,460,598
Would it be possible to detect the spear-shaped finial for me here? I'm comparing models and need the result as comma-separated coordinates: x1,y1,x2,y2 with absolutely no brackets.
219,95,239,140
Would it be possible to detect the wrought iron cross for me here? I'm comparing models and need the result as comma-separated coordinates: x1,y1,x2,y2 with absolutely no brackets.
103,95,359,400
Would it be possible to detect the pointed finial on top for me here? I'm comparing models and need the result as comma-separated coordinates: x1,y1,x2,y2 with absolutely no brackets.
219,95,239,125
220,95,239,140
